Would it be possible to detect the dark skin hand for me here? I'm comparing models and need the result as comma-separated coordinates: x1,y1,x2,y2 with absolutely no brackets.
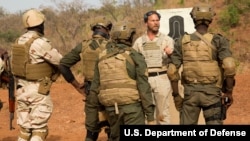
222,93,233,109
71,79,86,100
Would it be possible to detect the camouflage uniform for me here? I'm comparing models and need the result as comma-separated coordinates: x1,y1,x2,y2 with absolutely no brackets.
168,4,236,125
14,31,62,140
88,24,155,141
171,33,234,124
12,9,62,141
59,34,110,134
133,32,174,124
88,42,154,141
59,19,112,141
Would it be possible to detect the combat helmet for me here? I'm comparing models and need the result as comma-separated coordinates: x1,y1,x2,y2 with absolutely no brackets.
111,23,136,45
22,9,46,28
190,3,215,27
90,17,113,31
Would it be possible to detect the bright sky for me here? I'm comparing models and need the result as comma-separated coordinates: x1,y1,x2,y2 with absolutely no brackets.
0,0,101,13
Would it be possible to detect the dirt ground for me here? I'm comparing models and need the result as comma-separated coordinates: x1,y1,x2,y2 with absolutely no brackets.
0,63,250,141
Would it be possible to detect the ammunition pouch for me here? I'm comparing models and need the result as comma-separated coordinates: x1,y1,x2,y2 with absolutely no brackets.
38,77,52,95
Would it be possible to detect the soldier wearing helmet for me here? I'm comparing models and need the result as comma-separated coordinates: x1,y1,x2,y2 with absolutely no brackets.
87,23,155,141
59,17,112,141
133,10,174,125
11,9,62,141
168,3,236,124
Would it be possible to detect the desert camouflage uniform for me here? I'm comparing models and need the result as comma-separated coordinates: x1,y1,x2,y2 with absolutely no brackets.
15,31,62,140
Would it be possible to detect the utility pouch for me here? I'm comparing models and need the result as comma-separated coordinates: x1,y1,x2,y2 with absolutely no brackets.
38,77,52,95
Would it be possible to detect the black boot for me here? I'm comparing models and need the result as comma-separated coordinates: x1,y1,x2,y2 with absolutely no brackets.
86,130,99,141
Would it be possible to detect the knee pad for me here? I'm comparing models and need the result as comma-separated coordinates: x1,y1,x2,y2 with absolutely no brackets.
30,127,48,141
167,63,180,81
222,57,236,76
18,127,31,141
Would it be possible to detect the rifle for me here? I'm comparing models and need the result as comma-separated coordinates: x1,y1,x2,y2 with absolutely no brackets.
1,54,15,130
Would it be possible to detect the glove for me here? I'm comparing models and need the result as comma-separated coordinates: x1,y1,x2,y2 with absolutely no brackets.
173,94,183,112
147,120,156,125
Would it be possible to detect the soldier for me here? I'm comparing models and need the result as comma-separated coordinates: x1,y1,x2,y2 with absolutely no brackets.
87,23,155,141
58,18,112,141
132,11,174,124
11,9,62,141
168,3,236,124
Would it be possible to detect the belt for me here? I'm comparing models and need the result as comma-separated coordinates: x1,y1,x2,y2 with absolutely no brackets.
148,71,167,77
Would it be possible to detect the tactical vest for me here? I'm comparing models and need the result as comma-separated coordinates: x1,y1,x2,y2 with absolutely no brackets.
181,33,220,84
11,35,54,81
97,47,139,107
81,39,107,81
141,35,165,68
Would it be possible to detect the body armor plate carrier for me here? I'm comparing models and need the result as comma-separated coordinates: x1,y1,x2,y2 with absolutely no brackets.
11,35,54,81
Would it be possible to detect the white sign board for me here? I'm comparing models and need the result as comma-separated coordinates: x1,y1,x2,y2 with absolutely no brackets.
157,8,195,40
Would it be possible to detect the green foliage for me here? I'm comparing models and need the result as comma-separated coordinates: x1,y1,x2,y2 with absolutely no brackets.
178,0,185,5
218,0,250,31
0,0,249,67
0,30,20,42
154,0,164,9
218,4,239,31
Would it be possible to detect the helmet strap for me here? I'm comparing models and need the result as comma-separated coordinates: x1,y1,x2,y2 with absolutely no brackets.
93,30,110,39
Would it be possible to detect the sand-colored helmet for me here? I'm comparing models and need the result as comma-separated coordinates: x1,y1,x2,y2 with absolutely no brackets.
90,17,112,31
111,23,136,41
22,9,46,28
190,3,215,26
